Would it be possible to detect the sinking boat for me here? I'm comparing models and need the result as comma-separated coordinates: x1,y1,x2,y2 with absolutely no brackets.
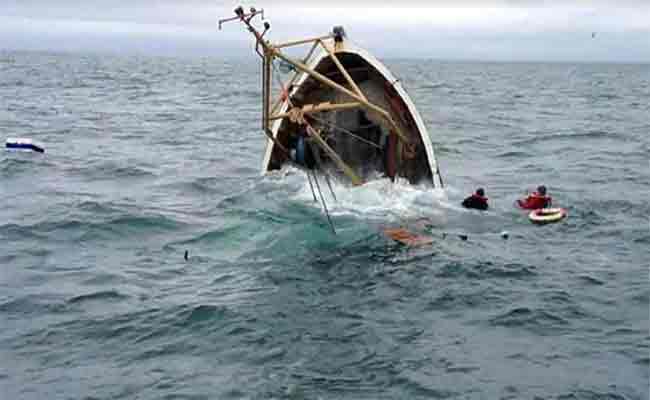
220,6,444,189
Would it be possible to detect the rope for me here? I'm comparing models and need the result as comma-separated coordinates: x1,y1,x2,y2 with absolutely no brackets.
307,140,337,202
311,170,336,235
271,60,295,109
323,171,337,202
309,114,382,149
306,170,318,202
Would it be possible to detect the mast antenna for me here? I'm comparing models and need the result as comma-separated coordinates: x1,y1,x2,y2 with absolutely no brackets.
218,6,265,31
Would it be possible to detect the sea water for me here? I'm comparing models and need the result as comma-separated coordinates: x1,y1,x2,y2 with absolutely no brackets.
1,51,648,399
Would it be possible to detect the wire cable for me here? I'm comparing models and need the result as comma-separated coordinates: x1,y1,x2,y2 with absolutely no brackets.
309,114,382,149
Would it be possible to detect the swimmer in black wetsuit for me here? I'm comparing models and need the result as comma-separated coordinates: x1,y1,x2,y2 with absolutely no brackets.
462,188,489,210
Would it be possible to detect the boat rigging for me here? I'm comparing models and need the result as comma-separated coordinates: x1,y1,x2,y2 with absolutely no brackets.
219,6,445,233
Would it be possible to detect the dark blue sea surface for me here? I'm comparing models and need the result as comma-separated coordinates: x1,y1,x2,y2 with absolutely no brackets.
1,50,648,399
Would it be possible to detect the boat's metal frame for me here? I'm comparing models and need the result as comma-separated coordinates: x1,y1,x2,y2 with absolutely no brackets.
219,6,443,188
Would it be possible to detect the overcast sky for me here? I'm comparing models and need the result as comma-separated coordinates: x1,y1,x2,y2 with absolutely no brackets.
1,1,648,62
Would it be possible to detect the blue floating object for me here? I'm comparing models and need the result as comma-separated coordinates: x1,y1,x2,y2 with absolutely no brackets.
5,138,44,153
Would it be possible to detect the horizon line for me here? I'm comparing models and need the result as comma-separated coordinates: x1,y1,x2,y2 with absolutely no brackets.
2,47,649,66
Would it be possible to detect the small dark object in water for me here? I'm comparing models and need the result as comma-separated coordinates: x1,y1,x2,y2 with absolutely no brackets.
501,231,509,240
462,188,488,210
458,234,468,241
184,250,189,261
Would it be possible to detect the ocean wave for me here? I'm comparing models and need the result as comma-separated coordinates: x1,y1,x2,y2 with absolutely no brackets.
75,200,120,215
392,372,458,398
107,214,183,231
554,388,632,400
435,261,537,280
576,275,606,286
182,304,229,326
15,303,238,352
174,225,243,246
594,93,622,101
433,145,462,155
287,371,366,394
1,213,185,243
167,177,223,195
215,88,260,102
513,129,618,146
586,199,647,221
0,155,52,177
65,161,156,180
0,296,67,315
67,290,129,304
496,150,533,159
426,287,505,310
628,290,649,306
490,306,570,333
61,81,94,89
419,81,449,90
0,223,47,241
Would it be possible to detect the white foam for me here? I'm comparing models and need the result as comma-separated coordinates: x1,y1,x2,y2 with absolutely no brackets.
270,166,453,223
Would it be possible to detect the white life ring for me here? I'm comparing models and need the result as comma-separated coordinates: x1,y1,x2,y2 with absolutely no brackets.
528,208,567,224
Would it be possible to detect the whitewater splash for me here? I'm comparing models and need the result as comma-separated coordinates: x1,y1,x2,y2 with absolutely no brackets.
267,166,453,223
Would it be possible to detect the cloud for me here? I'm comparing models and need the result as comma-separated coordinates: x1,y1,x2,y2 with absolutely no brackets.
0,1,648,61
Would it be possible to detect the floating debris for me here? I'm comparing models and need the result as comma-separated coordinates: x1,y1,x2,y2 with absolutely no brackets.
6,138,44,153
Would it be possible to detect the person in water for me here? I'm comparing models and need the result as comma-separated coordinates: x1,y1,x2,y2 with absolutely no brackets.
518,185,552,209
462,188,489,210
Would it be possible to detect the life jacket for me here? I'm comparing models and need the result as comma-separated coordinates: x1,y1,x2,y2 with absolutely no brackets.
462,194,489,210
517,192,551,210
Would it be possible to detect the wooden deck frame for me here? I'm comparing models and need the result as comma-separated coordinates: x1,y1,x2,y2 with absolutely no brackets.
269,48,410,145
269,101,361,121
275,35,333,49
270,40,320,115
317,39,367,102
